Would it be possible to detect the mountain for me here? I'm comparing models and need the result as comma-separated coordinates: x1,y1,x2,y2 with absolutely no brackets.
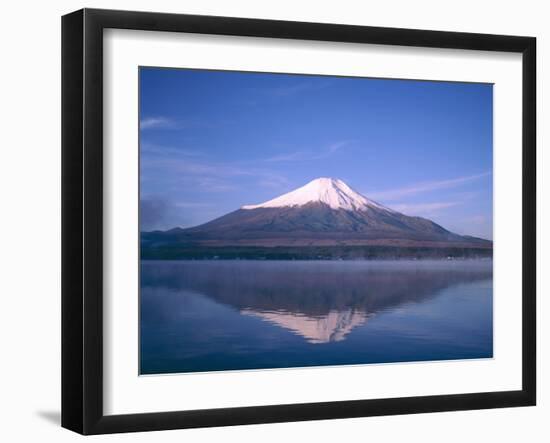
141,177,492,259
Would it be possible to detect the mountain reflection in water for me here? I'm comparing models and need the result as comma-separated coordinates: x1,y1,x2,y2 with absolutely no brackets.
240,308,369,344
141,260,492,346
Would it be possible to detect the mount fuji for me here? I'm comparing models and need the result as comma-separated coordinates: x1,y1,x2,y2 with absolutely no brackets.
142,178,492,259
241,177,391,212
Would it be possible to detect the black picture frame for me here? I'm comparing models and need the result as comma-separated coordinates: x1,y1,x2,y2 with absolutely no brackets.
62,8,536,435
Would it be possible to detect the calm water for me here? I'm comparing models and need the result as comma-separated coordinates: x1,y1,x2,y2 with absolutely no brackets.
140,260,493,374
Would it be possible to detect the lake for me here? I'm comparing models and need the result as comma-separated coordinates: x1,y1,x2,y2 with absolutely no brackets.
140,259,493,374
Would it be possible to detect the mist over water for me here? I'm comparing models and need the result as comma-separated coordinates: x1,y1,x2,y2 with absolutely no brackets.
140,260,493,374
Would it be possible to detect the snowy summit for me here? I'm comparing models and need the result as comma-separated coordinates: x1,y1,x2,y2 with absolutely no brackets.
242,177,391,212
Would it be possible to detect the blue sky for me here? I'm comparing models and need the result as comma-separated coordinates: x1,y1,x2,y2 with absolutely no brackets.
140,67,493,240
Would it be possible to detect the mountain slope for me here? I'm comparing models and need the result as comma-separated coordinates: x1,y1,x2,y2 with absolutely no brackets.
142,178,492,256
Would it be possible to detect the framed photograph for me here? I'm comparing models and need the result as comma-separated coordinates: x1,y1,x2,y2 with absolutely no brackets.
61,8,536,435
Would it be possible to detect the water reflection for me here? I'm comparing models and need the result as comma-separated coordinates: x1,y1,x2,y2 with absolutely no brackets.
241,308,369,343
141,260,492,344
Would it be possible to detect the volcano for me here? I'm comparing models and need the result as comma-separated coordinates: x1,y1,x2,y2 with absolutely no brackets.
141,178,492,259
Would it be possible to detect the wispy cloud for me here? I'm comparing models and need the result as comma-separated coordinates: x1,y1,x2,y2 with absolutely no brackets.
264,151,307,162
140,116,176,130
140,116,223,131
140,142,203,158
174,201,215,209
367,171,492,201
391,201,460,216
194,177,239,193
314,141,351,159
263,141,353,163
265,80,332,98
142,154,290,193
444,214,493,240
465,214,489,225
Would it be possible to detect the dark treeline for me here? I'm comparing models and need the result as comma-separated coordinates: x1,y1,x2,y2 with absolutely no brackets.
141,245,493,260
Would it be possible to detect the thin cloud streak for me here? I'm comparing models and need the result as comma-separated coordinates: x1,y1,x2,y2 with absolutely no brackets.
264,80,333,98
264,151,307,162
367,171,492,201
327,141,348,154
141,116,222,131
140,142,203,158
142,155,290,193
140,117,175,130
391,201,460,216
174,201,215,208
263,141,353,163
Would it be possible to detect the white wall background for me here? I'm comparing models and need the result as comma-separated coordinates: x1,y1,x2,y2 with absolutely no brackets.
0,0,546,441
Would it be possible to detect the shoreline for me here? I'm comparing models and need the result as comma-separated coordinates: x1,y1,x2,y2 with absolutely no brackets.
141,245,493,261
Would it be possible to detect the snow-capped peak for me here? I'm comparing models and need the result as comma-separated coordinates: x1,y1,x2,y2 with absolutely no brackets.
242,177,392,212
